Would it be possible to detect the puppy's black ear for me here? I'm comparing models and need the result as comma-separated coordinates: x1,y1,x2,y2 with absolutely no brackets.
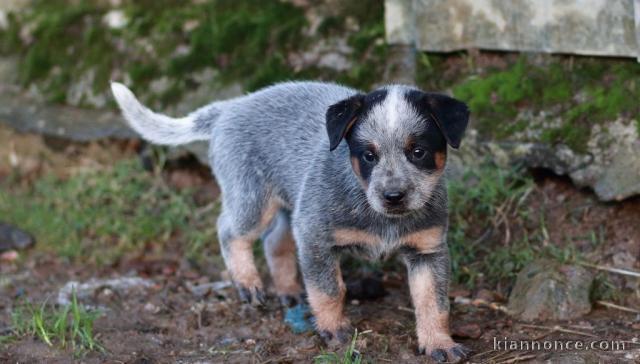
326,94,365,151
423,93,470,149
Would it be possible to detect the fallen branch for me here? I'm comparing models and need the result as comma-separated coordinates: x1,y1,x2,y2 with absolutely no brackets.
596,300,640,314
578,261,640,278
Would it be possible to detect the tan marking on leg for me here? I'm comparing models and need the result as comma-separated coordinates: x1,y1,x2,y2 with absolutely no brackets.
267,231,303,296
409,266,455,351
401,226,444,254
307,266,348,332
435,151,446,170
333,229,381,247
226,197,282,289
258,197,280,229
227,236,262,288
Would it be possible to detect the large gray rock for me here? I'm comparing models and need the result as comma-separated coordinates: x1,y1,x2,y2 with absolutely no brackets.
450,119,640,201
0,53,238,165
507,259,593,321
385,0,640,59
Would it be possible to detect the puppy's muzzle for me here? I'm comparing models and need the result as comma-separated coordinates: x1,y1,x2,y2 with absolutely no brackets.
383,190,406,205
381,189,410,214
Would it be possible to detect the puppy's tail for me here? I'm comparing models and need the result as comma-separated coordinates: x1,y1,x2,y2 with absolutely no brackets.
111,82,215,145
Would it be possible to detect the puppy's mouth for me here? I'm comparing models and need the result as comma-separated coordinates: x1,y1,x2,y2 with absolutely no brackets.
381,205,412,217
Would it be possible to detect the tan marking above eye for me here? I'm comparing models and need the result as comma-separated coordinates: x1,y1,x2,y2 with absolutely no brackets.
350,156,362,177
401,226,444,254
333,228,381,246
435,151,446,170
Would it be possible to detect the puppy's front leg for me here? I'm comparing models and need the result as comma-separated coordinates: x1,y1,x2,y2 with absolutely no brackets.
403,249,470,363
299,246,352,346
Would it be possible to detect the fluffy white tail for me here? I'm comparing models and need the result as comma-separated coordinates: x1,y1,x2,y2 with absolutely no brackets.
111,82,210,145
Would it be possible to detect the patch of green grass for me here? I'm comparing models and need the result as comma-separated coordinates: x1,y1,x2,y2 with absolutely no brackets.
0,159,217,265
447,162,594,288
447,162,535,286
7,290,101,354
590,272,621,302
314,329,363,364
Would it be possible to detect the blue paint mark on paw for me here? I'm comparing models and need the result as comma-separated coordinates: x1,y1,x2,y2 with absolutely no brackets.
283,303,313,334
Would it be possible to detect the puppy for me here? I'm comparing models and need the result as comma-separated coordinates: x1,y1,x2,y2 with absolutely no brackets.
111,81,470,362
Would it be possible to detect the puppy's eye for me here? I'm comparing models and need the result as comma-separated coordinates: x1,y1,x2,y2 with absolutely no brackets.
411,147,427,161
362,150,377,164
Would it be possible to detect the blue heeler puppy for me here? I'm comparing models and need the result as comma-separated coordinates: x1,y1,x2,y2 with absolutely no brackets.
112,81,470,362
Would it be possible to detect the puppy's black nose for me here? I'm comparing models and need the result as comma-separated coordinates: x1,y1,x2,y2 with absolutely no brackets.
383,190,405,204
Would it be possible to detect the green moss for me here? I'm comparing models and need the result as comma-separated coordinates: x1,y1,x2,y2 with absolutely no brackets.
452,58,535,130
445,55,640,151
1,0,390,106
0,0,309,105
539,122,591,153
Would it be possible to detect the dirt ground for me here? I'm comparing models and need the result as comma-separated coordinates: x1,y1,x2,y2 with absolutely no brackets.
1,128,639,363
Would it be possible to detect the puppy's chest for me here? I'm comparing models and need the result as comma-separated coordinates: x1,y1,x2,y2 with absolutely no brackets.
332,225,445,258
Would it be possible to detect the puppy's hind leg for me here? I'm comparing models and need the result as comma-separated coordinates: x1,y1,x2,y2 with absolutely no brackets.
262,210,304,307
217,196,280,306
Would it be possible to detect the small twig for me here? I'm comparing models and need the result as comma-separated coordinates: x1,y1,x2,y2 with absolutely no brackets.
496,353,537,364
468,349,496,359
485,349,513,362
470,227,493,247
453,296,510,314
518,324,598,338
397,306,414,313
578,261,640,278
596,300,640,314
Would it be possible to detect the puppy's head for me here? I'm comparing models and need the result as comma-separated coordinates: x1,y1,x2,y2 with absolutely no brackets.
326,86,469,217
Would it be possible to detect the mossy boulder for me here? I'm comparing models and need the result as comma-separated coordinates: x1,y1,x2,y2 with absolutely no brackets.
445,55,640,201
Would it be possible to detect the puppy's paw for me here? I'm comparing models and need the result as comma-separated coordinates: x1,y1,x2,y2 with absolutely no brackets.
317,322,354,347
417,341,471,363
236,285,266,306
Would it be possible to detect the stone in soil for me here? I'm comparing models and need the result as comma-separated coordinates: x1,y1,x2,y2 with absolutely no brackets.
0,222,35,252
507,259,593,321
57,276,155,306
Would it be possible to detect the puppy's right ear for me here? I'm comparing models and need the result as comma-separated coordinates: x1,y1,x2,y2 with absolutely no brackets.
326,94,365,151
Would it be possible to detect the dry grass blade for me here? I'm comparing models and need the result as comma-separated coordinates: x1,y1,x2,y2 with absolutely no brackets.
578,262,640,278
518,324,598,338
596,301,640,314
496,353,537,363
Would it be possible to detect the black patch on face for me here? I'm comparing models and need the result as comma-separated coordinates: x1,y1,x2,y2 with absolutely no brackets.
349,140,376,181
344,89,388,182
405,129,447,171
403,90,448,171
404,90,469,149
